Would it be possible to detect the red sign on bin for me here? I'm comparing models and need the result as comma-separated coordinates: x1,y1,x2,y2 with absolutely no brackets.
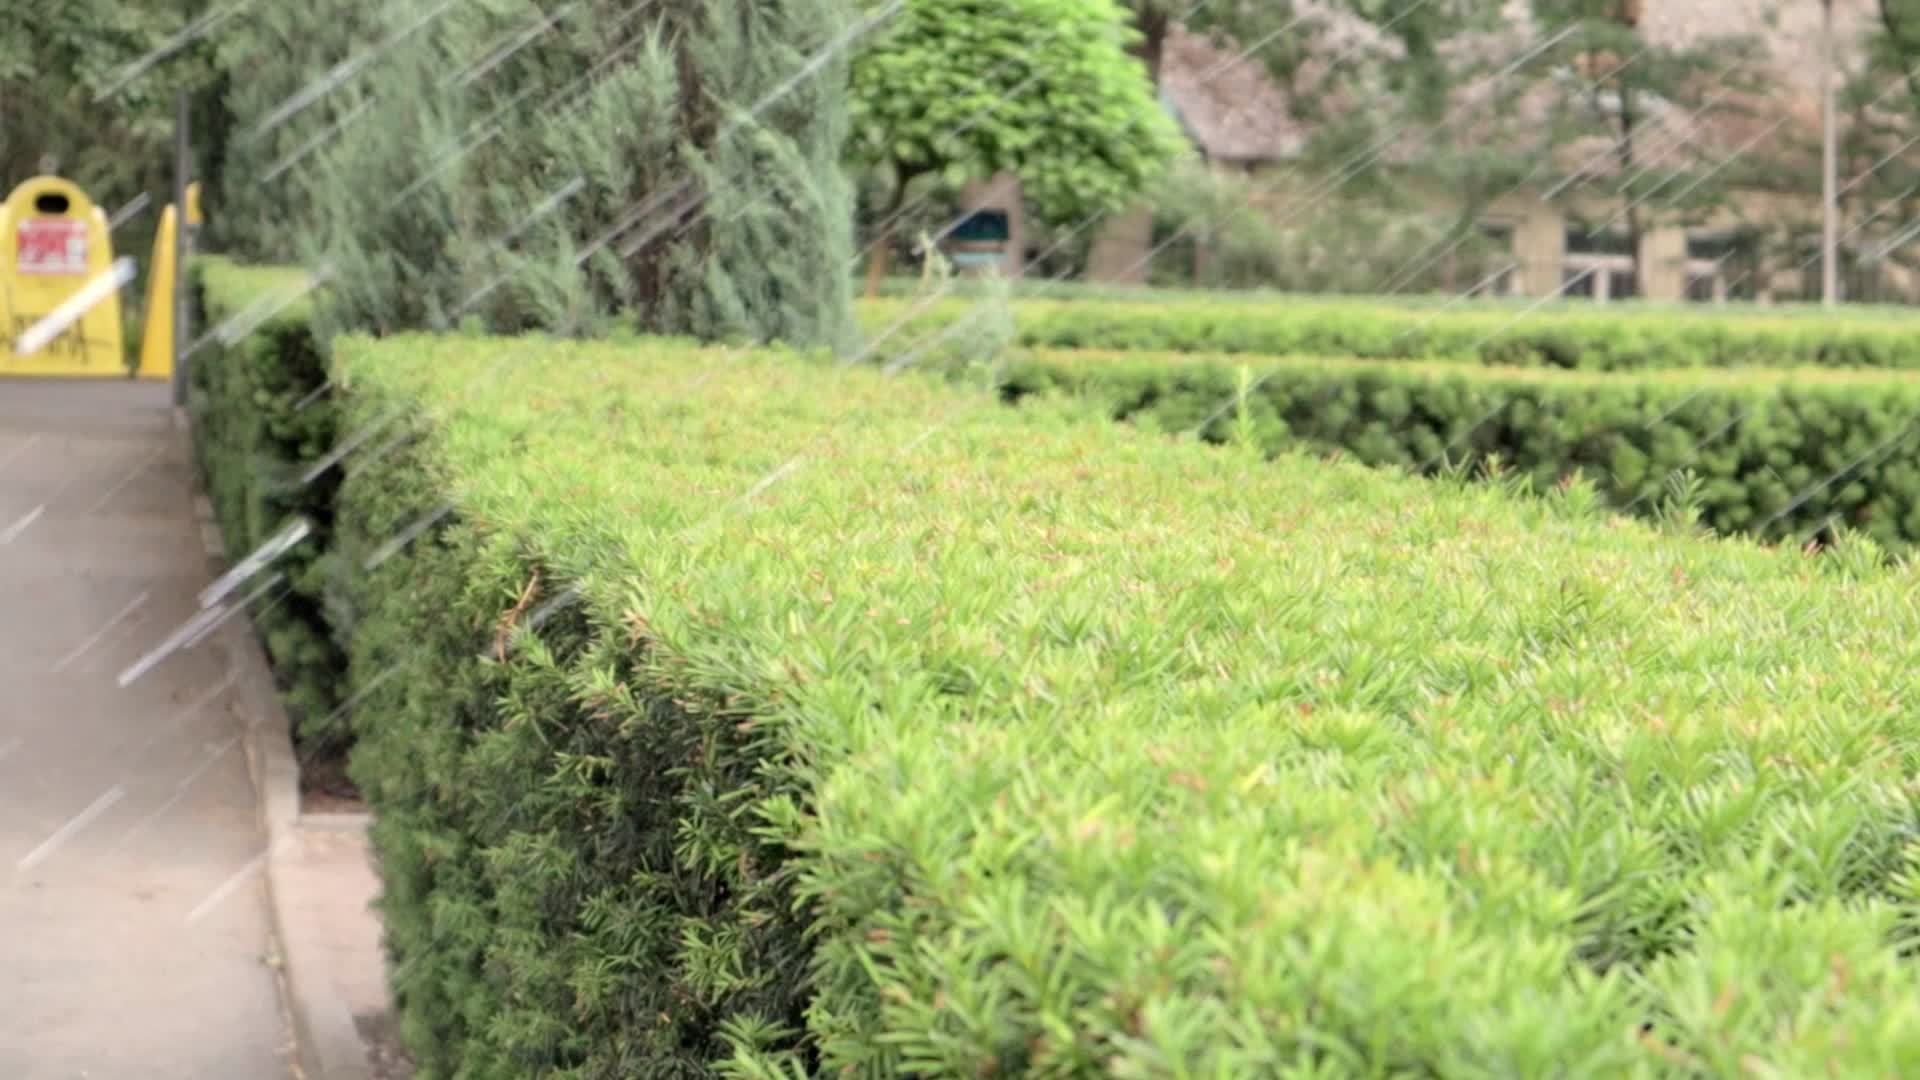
15,219,89,276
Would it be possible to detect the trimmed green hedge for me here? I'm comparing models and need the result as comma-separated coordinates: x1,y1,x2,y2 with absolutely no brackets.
194,262,1920,1073
318,331,1920,1076
859,294,1920,370
995,348,1920,553
188,257,349,760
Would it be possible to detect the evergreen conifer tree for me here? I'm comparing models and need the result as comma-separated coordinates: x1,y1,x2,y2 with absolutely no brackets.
224,0,858,350
208,0,381,261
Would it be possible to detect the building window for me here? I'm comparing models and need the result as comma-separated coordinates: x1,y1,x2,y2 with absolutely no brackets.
1562,254,1630,301
1687,230,1740,263
1686,229,1759,302
1564,221,1636,301
1566,223,1634,258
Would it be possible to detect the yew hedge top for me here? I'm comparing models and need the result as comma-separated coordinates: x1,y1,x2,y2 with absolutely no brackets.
858,294,1920,371
335,332,1920,1075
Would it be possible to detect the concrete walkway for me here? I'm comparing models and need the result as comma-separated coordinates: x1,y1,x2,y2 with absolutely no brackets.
0,381,292,1079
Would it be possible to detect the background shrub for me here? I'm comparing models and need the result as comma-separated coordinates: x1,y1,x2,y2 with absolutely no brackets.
994,348,1920,552
858,295,1920,370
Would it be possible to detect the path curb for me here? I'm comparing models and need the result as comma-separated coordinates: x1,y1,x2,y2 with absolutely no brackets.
183,426,374,1080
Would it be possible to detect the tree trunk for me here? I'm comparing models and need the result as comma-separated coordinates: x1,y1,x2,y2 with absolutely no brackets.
864,221,894,299
863,172,916,299
1134,7,1169,83
1613,81,1644,298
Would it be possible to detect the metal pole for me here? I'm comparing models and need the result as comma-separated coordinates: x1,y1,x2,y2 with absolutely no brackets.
172,90,191,405
1822,0,1839,308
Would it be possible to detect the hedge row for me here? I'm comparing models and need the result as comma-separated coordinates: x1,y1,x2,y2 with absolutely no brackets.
187,258,349,761
992,348,1920,553
858,294,1920,370
866,276,1920,316
197,264,1920,1074
197,291,1920,1073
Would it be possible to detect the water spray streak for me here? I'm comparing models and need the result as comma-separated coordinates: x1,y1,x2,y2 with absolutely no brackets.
13,259,136,358
52,591,152,675
199,518,312,611
16,788,126,872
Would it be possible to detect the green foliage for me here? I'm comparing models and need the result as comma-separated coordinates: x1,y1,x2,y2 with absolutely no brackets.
0,1,207,200
1831,1,1920,289
188,257,350,762
859,294,1920,370
847,0,1181,225
188,257,1920,1074
1146,159,1514,293
1153,0,1534,252
230,0,859,349
1524,0,1769,283
0,0,230,276
307,327,1920,1076
993,345,1920,553
201,0,373,261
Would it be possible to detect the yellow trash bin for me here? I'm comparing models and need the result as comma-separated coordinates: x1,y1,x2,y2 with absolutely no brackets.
0,176,129,378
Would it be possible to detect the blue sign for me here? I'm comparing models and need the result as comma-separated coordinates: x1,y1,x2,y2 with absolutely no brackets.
950,210,1010,246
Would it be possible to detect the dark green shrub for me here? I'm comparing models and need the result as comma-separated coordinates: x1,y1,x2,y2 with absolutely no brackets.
188,257,349,761
996,348,1920,552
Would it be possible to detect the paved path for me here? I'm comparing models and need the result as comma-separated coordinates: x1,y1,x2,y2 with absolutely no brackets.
0,381,291,1079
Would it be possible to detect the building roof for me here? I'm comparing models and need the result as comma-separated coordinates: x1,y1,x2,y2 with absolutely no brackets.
1158,22,1305,163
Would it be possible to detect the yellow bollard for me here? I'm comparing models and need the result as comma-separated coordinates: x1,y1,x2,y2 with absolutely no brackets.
0,176,128,377
137,205,178,382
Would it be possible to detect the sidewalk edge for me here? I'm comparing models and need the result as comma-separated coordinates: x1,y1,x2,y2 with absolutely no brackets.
188,441,373,1080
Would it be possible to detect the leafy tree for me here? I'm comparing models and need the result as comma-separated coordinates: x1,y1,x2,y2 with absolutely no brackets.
1146,156,1508,292
1523,0,1767,294
1873,0,1920,100
1089,0,1511,287
2,1,224,265
846,0,1183,296
1832,0,1920,293
1,1,201,203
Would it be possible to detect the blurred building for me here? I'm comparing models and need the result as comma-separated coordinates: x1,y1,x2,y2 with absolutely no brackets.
965,0,1920,304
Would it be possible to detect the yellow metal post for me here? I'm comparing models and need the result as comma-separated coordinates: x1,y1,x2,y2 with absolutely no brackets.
137,205,178,381
0,176,129,377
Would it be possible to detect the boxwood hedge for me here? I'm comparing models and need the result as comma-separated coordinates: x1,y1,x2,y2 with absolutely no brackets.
192,262,1920,1075
858,295,1920,370
187,257,348,760
318,330,1920,1077
993,348,1920,553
